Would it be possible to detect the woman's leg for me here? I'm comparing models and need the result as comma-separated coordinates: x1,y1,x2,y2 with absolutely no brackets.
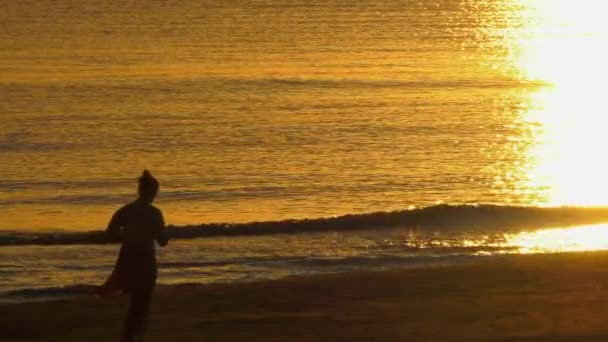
122,284,154,342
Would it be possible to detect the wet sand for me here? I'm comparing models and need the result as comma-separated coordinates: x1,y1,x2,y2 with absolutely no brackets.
4,252,608,341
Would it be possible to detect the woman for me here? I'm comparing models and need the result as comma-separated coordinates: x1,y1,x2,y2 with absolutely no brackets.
98,170,169,342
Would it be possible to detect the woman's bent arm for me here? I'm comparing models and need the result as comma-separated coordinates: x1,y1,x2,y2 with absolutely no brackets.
155,210,169,247
106,209,123,243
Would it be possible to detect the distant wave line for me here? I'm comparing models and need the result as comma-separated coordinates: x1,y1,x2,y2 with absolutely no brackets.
1,76,550,91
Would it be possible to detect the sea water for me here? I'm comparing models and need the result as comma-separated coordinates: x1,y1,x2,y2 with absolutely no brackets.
2,0,607,301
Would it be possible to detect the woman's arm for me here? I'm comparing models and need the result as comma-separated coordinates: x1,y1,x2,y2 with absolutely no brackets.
155,210,169,247
105,209,123,243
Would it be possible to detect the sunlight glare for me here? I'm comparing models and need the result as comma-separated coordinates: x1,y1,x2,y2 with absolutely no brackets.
513,0,608,205
506,223,608,253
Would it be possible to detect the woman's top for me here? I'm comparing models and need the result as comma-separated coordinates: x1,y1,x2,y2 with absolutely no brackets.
106,199,168,249
100,199,168,293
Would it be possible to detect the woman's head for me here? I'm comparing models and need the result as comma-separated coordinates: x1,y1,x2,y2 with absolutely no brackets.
138,169,159,202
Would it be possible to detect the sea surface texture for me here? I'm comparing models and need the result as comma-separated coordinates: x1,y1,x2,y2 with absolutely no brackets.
2,0,607,301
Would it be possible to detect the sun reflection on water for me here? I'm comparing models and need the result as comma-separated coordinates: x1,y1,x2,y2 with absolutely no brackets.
511,0,608,206
505,223,608,253
468,0,608,254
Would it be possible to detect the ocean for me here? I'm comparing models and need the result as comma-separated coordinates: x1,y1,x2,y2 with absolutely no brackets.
2,0,608,301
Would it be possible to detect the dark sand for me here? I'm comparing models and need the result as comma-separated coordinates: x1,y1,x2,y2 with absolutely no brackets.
5,252,608,341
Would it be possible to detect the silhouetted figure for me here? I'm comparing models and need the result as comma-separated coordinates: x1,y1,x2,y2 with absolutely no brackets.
97,170,168,342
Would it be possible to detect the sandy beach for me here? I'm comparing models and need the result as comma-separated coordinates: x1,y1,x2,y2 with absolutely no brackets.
4,251,608,341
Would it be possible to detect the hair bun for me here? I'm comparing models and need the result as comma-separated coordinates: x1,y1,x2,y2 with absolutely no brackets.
138,169,157,183
137,169,159,198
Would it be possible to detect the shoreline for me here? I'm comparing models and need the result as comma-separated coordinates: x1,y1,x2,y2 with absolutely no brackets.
5,251,608,341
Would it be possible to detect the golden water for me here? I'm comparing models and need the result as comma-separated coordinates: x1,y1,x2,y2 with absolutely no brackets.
2,0,608,255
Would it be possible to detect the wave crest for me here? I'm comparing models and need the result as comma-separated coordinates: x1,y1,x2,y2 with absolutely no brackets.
4,204,608,246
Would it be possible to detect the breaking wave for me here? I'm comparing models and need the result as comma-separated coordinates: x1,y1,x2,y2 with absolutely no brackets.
3,204,608,246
